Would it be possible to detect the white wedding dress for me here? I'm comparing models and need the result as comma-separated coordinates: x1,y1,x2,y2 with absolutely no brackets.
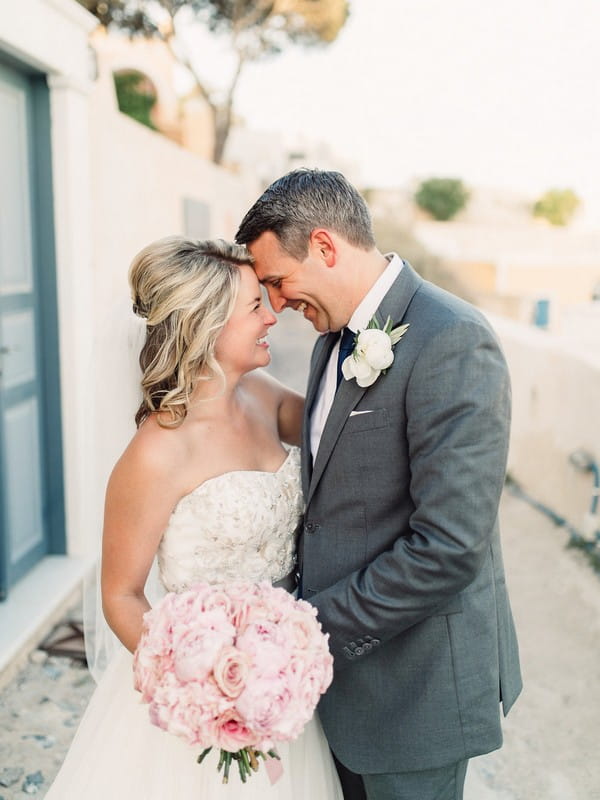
45,447,342,799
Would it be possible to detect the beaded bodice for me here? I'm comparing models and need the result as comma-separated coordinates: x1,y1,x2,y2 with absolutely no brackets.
157,447,303,592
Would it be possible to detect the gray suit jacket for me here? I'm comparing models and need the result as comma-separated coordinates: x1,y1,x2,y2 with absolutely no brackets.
299,262,522,774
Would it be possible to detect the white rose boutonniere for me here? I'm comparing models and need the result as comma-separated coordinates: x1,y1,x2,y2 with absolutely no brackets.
341,316,409,388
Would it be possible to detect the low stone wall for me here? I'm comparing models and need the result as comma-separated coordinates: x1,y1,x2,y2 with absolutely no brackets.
488,313,600,536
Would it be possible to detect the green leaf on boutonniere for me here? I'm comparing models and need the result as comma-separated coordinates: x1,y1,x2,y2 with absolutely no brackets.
389,323,410,345
368,315,409,344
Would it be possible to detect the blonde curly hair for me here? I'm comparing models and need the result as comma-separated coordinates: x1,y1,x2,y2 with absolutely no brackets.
129,236,253,427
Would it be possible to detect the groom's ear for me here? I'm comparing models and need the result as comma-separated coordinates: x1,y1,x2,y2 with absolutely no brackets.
308,229,337,267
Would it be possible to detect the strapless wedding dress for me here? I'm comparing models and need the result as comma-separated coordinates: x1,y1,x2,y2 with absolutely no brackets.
45,447,342,799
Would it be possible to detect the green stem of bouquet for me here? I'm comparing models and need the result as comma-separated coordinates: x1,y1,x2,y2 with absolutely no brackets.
236,751,247,783
240,748,251,778
209,746,280,783
197,747,212,765
222,751,233,783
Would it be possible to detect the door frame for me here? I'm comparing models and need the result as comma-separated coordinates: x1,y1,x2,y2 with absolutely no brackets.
0,55,65,599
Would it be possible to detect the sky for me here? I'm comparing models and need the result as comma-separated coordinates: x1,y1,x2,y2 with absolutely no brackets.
183,0,600,226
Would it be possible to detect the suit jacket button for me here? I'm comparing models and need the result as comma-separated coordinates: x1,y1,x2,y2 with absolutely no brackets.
363,642,372,652
355,647,363,656
372,638,381,646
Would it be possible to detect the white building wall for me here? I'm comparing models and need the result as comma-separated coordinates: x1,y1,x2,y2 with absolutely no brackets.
0,0,95,77
82,64,261,550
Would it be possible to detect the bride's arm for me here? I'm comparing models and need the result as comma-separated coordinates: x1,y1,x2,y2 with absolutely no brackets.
276,383,304,446
248,370,304,445
101,431,183,653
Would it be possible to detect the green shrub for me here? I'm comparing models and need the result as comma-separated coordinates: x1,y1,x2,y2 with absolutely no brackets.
533,188,580,226
414,178,469,221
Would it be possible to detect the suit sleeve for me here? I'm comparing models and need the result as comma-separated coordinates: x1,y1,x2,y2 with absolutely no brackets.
309,317,511,668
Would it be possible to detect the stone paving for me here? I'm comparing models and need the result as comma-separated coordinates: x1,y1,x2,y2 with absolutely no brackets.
0,651,93,798
466,490,600,800
1,309,599,798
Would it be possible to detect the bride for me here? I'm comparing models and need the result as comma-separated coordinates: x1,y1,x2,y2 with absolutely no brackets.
45,237,342,799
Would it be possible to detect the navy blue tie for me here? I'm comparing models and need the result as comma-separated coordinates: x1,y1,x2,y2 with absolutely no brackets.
336,327,355,389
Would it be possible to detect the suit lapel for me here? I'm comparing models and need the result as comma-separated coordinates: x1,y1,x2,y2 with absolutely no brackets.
306,261,423,506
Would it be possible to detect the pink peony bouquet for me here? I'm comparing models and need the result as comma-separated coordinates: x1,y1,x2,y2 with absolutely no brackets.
133,581,333,783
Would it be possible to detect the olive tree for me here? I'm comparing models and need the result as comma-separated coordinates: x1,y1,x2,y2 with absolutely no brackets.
79,0,349,163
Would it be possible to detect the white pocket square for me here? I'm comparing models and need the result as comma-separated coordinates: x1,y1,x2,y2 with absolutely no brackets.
349,409,374,416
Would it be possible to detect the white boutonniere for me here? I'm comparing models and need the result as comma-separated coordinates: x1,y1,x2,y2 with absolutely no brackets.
341,316,409,388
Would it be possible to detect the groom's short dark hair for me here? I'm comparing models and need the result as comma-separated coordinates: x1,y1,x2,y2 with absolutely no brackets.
235,168,375,260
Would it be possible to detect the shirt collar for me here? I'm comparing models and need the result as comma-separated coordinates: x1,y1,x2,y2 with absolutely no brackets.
347,253,403,334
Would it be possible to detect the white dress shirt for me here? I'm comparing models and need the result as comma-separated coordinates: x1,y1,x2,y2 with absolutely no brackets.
309,254,403,460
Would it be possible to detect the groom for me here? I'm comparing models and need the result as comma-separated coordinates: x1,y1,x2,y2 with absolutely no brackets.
236,169,522,800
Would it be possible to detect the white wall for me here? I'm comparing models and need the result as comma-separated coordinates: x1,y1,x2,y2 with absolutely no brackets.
489,313,600,537
78,59,261,553
0,0,94,78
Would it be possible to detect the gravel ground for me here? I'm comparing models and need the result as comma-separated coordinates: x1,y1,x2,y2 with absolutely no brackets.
466,490,600,800
0,651,93,798
1,309,599,798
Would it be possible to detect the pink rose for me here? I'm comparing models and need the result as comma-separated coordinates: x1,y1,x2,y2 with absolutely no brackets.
213,646,249,698
211,709,256,751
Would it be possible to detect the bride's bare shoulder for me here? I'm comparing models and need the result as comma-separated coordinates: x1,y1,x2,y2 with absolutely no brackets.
110,413,188,491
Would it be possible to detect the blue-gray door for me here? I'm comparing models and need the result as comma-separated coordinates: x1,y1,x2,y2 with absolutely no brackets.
0,58,65,599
